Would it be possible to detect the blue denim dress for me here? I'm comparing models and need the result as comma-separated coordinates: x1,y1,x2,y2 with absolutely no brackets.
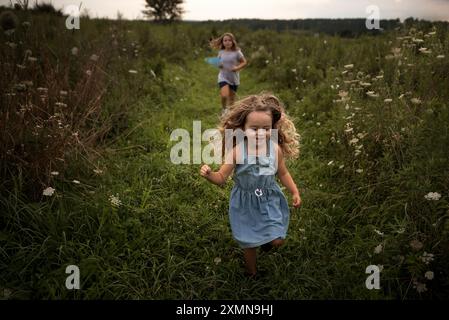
229,137,290,248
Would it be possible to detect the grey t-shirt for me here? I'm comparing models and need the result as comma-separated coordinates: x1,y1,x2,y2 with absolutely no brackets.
217,49,245,85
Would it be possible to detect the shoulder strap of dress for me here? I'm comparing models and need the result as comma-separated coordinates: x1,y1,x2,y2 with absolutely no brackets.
270,137,279,171
243,137,247,162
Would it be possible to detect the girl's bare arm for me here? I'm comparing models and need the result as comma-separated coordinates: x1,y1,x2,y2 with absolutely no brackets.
203,163,235,187
276,145,301,207
232,56,247,72
200,148,236,187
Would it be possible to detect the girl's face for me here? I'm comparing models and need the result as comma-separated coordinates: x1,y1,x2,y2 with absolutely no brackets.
244,111,272,144
222,36,234,49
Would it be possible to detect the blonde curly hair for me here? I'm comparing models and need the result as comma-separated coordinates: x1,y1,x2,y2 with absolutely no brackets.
209,32,240,51
217,92,300,160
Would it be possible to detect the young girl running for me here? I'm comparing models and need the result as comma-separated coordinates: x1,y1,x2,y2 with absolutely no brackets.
209,33,247,111
199,93,301,277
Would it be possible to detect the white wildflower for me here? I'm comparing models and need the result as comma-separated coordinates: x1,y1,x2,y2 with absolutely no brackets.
374,229,384,236
50,171,59,176
418,47,432,54
43,187,55,196
374,244,383,254
109,194,122,207
424,192,441,201
424,271,434,280
410,98,422,105
421,252,434,264
366,91,379,98
93,169,103,175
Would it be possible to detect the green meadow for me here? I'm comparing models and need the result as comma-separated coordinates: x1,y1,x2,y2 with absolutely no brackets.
1,10,448,299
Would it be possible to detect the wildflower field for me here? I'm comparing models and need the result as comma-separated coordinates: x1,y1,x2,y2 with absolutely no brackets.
1,9,448,299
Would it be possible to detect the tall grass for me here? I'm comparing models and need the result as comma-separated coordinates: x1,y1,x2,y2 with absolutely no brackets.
1,9,448,299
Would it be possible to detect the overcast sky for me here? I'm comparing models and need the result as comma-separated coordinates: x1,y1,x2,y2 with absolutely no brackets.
2,0,449,21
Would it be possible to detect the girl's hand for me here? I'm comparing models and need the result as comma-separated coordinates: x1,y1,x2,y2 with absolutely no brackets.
292,193,302,208
200,164,212,177
231,66,239,72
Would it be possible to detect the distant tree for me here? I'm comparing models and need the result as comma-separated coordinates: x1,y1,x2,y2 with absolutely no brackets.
116,10,124,21
142,0,184,22
404,17,416,29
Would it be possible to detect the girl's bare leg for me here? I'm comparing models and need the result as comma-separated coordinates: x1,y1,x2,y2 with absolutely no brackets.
243,248,257,275
261,238,284,252
228,89,236,107
220,85,230,109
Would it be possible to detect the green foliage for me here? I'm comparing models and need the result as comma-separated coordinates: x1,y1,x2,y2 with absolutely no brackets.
1,14,448,299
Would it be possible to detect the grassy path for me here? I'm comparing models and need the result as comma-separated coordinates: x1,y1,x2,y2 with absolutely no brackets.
3,57,388,299
92,57,383,300
94,58,325,299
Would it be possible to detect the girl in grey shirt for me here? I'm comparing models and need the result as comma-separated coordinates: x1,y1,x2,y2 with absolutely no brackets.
210,33,247,111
